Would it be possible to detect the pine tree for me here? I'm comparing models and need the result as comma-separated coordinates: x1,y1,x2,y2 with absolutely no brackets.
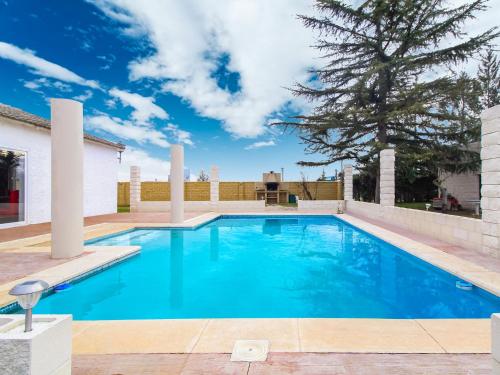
197,170,209,182
276,0,498,202
478,48,500,109
440,72,482,145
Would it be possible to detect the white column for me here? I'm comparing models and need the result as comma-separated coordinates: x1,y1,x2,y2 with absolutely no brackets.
380,149,395,207
493,314,500,371
170,144,185,223
210,165,219,211
481,105,500,257
343,164,353,201
50,99,83,259
129,166,141,213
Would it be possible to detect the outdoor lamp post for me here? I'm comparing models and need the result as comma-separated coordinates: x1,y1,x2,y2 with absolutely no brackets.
9,280,49,332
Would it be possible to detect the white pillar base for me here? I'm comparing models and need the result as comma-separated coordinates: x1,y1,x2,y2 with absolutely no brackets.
0,314,72,375
493,314,500,363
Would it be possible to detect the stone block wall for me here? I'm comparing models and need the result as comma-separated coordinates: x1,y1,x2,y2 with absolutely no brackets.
481,105,500,257
346,200,483,253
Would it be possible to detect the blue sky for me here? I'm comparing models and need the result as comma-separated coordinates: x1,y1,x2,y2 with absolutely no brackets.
0,0,336,181
0,0,498,181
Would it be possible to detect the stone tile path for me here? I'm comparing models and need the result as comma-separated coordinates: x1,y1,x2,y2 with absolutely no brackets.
72,352,492,374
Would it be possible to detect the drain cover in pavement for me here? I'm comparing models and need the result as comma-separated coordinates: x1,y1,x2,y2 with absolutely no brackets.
230,340,269,362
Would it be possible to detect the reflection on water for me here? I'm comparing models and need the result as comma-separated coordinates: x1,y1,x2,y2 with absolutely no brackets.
170,231,183,309
210,226,219,261
31,216,500,320
262,218,282,235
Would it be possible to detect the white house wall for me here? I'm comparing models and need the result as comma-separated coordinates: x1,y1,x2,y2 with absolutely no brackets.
1,117,118,224
83,141,118,217
439,171,480,209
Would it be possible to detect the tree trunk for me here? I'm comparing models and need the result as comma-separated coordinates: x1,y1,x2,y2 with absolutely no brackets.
375,162,380,203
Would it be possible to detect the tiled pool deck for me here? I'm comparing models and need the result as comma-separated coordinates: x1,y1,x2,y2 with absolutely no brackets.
0,210,499,358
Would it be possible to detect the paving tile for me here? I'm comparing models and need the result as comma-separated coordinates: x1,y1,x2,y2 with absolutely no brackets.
73,319,208,354
72,353,492,375
0,293,16,307
249,362,347,375
72,321,95,338
5,246,51,253
416,319,491,353
298,319,444,353
192,318,300,353
0,252,70,283
72,353,188,375
251,353,491,375
182,353,248,374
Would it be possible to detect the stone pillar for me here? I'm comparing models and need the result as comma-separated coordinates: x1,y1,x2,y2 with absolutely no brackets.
380,149,395,207
481,105,500,257
210,165,219,211
50,99,83,259
129,166,141,213
343,164,353,201
170,144,185,223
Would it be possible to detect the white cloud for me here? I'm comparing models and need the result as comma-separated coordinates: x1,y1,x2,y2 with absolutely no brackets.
97,54,116,70
245,140,276,150
22,77,73,92
89,0,500,139
165,123,194,146
118,146,170,181
89,0,320,138
0,41,100,88
85,114,170,148
23,81,39,90
73,90,93,102
109,88,168,125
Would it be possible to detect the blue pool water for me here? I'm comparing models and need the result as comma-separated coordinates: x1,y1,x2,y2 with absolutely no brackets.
31,215,500,319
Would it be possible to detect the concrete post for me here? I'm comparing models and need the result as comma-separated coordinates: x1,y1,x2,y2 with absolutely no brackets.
481,105,500,257
380,149,395,207
0,314,72,375
210,165,219,211
343,165,353,201
493,314,500,371
130,166,141,213
170,144,185,223
50,99,83,259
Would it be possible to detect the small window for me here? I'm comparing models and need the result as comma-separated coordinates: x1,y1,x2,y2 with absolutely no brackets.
0,148,26,225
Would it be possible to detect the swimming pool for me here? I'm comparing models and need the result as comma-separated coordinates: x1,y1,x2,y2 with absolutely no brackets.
31,215,500,319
